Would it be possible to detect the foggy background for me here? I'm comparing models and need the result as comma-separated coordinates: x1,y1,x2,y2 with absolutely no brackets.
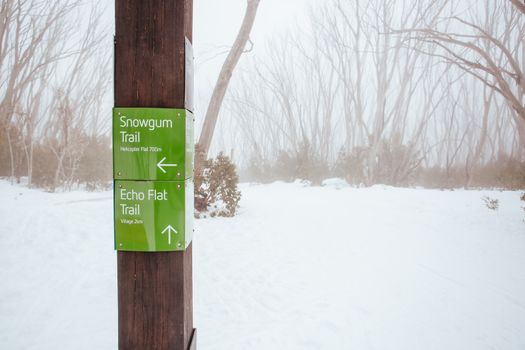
1,1,524,349
0,0,524,189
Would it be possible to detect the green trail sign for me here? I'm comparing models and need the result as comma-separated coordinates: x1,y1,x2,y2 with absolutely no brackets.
114,180,194,252
113,107,194,181
113,107,194,252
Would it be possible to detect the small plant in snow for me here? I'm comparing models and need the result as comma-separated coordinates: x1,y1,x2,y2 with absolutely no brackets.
195,152,241,218
482,196,499,211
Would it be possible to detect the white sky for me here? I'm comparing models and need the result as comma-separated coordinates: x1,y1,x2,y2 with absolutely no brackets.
104,0,314,93
193,0,316,113
103,0,315,136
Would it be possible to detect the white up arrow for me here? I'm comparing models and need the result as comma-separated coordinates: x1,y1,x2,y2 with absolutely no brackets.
161,225,178,245
157,157,178,174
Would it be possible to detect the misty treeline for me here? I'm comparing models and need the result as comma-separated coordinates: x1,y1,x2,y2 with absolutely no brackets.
222,0,525,189
0,0,111,191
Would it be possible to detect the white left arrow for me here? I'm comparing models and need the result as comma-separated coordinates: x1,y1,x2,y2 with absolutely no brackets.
161,225,178,245
157,157,178,174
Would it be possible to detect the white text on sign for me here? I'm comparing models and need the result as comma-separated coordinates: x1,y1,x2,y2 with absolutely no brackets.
118,114,173,143
119,189,168,216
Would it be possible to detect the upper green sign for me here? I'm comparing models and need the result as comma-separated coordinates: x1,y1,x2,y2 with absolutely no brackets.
113,108,194,181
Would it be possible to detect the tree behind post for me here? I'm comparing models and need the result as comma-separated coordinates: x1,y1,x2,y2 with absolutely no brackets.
197,0,260,160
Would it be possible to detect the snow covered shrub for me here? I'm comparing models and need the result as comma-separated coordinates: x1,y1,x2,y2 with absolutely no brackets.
76,136,112,191
195,152,241,218
1,127,112,191
471,157,525,189
372,137,421,186
194,155,211,213
334,136,420,187
30,134,111,191
240,144,328,185
274,142,328,185
334,147,367,185
273,150,298,182
241,151,274,183
293,139,327,185
31,144,57,188
0,124,26,181
482,196,499,210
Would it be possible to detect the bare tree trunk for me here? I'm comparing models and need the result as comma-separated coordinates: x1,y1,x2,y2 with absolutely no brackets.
509,0,525,15
466,87,493,188
514,115,525,159
6,125,15,183
197,0,260,159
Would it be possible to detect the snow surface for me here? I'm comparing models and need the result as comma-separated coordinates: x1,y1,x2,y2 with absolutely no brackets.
0,180,524,349
321,177,350,189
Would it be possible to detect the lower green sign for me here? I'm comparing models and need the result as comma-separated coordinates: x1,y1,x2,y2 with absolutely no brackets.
114,180,193,252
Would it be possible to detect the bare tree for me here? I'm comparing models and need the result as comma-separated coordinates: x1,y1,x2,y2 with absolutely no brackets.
0,0,78,182
222,0,523,187
464,83,494,187
509,0,525,15
399,0,525,157
0,1,111,189
198,0,260,160
44,3,110,191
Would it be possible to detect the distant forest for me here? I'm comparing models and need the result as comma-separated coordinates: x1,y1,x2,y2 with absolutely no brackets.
1,0,524,191
222,0,525,189
0,1,111,190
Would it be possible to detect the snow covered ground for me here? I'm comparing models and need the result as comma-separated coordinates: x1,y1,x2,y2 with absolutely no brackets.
0,180,524,349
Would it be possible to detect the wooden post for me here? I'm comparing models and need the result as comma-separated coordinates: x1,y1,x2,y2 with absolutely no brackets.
114,1,194,349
